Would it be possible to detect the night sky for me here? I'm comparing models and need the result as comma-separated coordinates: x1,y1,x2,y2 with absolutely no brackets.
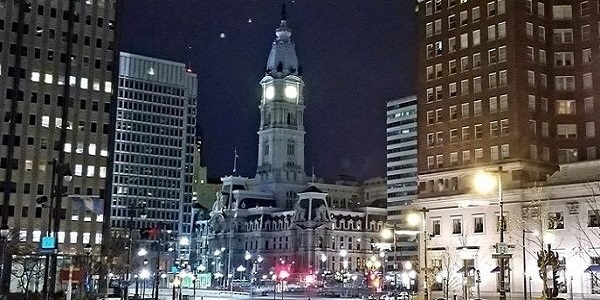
120,1,417,181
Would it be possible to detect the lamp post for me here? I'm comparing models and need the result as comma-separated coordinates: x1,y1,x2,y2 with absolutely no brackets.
407,210,429,300
245,251,252,281
125,202,147,300
473,166,508,300
0,225,10,298
140,268,150,300
39,160,73,299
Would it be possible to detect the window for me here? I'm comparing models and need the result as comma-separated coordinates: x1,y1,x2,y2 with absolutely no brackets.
526,22,534,37
460,33,469,49
436,131,444,145
585,97,594,114
426,1,433,15
474,216,484,233
436,86,443,100
538,2,545,16
450,105,458,120
490,121,499,136
449,37,456,52
427,133,435,146
557,124,577,139
432,219,441,236
555,76,575,91
452,218,462,234
552,5,572,20
462,126,470,141
462,150,471,163
449,60,457,74
489,73,497,88
499,94,508,111
489,96,498,113
500,119,509,134
473,76,482,92
488,1,496,16
498,22,506,38
527,70,535,86
427,111,435,125
558,149,578,163
472,7,480,21
488,25,496,41
584,73,593,89
461,103,470,118
449,82,457,97
541,98,548,112
427,88,434,103
582,25,591,41
426,22,433,37
427,44,435,58
526,0,533,12
528,95,536,111
427,66,434,80
473,30,481,45
448,15,456,30
473,53,481,67
461,56,469,71
436,108,444,123
450,152,458,165
538,25,546,41
491,145,499,160
582,48,592,65
474,100,482,115
460,10,468,26
581,1,590,16
427,156,435,169
548,212,565,230
435,41,443,55
436,63,443,78
436,154,444,168
501,144,510,159
499,70,507,86
526,46,534,61
489,48,498,63
553,29,573,43
542,147,550,162
554,52,574,66
450,129,459,143
542,122,549,137
586,122,596,138
475,148,483,161
461,79,469,95
475,124,483,139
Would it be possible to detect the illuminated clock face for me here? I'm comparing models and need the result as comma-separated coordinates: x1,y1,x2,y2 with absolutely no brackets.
265,86,275,100
285,85,298,99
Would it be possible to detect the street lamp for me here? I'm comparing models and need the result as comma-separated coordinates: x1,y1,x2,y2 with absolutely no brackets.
407,209,429,300
125,201,147,300
473,166,508,300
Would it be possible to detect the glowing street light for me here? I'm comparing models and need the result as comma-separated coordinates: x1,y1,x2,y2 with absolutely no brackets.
137,248,148,257
381,228,393,240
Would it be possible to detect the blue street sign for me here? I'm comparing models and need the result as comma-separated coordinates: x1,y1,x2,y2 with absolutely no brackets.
41,236,56,249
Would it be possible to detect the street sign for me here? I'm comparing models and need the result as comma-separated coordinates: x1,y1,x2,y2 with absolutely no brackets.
496,242,508,254
41,236,56,249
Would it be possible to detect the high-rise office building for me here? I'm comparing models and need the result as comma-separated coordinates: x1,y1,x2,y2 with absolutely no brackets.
386,96,418,220
0,0,117,292
416,0,600,195
386,96,418,264
111,52,197,248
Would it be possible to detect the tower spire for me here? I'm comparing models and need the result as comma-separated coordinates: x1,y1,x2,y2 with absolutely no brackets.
281,3,287,21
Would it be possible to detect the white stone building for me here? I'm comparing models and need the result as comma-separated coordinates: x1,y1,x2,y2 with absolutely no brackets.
416,161,600,300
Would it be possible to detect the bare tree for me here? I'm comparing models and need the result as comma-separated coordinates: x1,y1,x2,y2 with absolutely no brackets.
9,243,44,299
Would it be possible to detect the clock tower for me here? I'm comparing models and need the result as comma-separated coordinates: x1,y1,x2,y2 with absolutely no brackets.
256,4,307,193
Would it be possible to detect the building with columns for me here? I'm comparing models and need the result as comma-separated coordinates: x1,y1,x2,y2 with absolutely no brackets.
201,6,389,285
